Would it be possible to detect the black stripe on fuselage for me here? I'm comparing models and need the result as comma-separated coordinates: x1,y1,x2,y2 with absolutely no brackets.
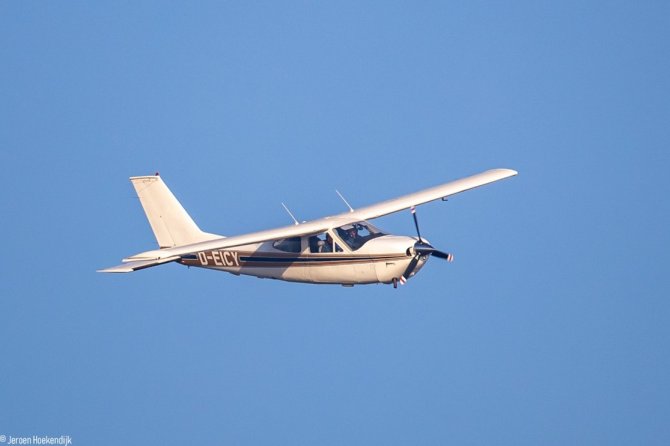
241,256,361,263
179,253,408,268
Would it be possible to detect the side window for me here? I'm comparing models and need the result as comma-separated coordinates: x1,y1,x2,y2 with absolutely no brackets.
309,233,343,253
273,237,301,253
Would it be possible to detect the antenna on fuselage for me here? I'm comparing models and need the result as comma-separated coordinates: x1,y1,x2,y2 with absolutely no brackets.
335,190,354,212
281,202,300,225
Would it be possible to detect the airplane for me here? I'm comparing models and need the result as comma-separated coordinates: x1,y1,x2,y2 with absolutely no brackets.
99,168,517,288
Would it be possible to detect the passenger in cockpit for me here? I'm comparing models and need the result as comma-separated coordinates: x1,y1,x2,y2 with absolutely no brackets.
321,233,334,252
309,236,320,253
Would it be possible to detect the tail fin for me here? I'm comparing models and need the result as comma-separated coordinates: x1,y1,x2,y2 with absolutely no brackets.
130,174,221,248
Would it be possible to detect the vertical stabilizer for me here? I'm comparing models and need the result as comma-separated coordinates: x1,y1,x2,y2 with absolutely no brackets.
130,174,221,248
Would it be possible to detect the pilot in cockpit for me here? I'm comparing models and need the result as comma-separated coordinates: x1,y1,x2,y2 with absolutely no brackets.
344,226,361,250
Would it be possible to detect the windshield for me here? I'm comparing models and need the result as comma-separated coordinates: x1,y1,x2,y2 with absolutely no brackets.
335,221,386,251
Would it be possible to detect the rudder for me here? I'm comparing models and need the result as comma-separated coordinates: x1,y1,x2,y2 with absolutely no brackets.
130,174,220,248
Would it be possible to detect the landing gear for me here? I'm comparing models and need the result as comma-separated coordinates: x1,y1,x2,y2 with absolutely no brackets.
392,278,398,289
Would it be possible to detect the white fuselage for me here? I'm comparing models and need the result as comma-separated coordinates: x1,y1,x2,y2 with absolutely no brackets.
179,233,428,285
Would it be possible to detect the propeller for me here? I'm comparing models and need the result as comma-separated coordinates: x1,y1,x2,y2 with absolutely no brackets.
399,206,454,285
411,205,423,243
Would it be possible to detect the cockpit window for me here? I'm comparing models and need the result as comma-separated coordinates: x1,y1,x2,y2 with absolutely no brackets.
273,237,301,253
335,221,385,251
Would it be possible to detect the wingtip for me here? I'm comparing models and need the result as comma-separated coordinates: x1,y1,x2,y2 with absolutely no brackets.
491,168,518,177
97,267,133,273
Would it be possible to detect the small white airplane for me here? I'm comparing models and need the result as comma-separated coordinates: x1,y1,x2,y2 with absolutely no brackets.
99,168,517,287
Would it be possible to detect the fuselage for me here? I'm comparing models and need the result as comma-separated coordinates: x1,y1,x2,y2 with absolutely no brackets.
178,232,429,285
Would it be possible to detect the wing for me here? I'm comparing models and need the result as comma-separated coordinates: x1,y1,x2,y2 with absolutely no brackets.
343,168,517,222
99,168,517,271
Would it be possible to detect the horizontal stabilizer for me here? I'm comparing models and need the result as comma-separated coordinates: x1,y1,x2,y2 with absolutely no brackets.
97,255,181,273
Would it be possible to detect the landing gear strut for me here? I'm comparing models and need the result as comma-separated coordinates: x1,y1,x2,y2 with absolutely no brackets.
392,278,398,289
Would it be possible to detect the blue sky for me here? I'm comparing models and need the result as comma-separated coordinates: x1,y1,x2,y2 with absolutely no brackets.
1,1,669,444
